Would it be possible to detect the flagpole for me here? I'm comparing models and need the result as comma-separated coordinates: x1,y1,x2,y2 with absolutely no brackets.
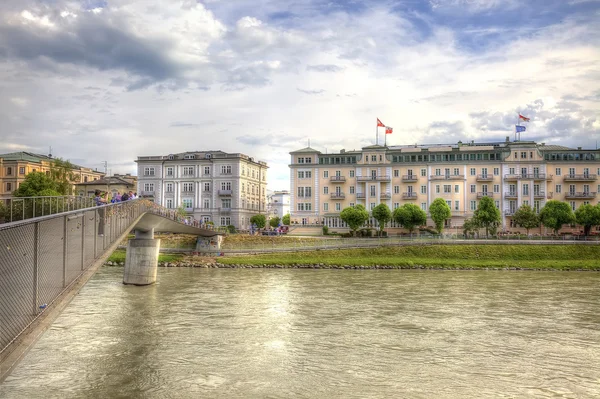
384,128,387,147
376,118,378,145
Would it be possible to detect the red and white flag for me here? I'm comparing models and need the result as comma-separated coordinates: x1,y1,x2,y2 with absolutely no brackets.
518,114,530,122
385,126,393,134
377,118,385,127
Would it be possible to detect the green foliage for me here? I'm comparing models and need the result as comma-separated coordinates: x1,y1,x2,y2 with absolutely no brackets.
473,196,502,238
371,203,392,235
393,203,427,234
269,216,281,229
575,204,600,236
175,204,187,218
429,198,451,233
512,204,540,235
49,158,78,195
250,214,267,229
539,200,575,234
322,225,329,235
0,201,6,221
340,204,369,235
282,213,291,225
12,171,60,197
462,218,479,238
227,225,237,234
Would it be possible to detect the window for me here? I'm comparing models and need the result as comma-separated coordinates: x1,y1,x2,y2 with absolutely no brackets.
324,171,329,178
297,203,312,211
220,217,231,226
495,200,500,209
203,199,210,209
493,168,499,176
298,170,312,179
323,203,329,211
143,183,154,192
514,152,518,159
509,167,515,175
183,166,194,176
394,170,399,177
444,185,451,193
371,155,376,162
166,167,174,176
6,182,12,192
436,185,440,194
221,182,232,190
555,168,561,176
336,203,341,211
470,185,476,193
455,200,460,211
421,203,427,211
184,154,195,160
166,199,173,209
182,198,193,209
453,168,460,176
297,187,312,197
522,184,529,196
204,166,210,175
470,168,476,176
533,200,540,213
393,203,399,209
350,186,355,194
421,185,427,194
370,202,375,210
521,152,527,159
454,185,459,193
84,176,88,182
222,199,231,208
324,187,329,194
221,165,232,174
394,185,400,194
349,170,355,177
570,201,576,211
166,183,173,193
350,203,355,207
555,184,561,193
493,184,499,193
435,168,441,176
370,185,376,197
144,167,155,176
19,167,25,174
481,168,488,177
446,200,452,208
521,167,528,177
569,167,575,177
421,169,426,177
470,200,477,211
204,183,210,192
183,183,194,192
6,167,12,176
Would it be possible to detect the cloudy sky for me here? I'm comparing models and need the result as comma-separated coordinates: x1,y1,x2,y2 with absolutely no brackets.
1,0,599,190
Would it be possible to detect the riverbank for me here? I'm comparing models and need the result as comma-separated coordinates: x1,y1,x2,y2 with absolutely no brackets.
106,245,600,271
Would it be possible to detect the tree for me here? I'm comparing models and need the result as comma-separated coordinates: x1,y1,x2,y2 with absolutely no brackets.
250,214,267,229
473,196,501,238
175,204,187,219
462,218,479,238
269,216,281,229
539,200,575,235
12,171,60,197
372,203,392,236
393,203,427,235
429,198,451,234
512,204,540,235
575,203,600,236
49,158,78,195
340,204,369,236
282,213,290,225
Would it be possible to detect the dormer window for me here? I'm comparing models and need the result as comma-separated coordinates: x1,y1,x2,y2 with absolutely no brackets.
184,154,195,160
168,154,174,160
205,154,212,159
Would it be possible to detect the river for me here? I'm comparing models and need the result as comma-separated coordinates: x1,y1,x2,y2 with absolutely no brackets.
1,267,599,398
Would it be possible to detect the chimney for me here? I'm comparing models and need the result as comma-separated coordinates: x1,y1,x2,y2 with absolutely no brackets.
506,136,510,142
577,147,582,150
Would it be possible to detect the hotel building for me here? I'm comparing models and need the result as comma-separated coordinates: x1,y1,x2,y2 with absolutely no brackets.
289,139,600,233
136,150,268,229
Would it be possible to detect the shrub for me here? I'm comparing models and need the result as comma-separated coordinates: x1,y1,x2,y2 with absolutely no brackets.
227,225,236,234
322,225,329,235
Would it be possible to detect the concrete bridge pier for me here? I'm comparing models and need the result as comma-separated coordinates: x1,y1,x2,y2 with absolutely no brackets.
196,235,224,255
123,228,160,286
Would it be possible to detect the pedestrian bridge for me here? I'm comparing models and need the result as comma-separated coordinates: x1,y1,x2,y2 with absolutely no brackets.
0,199,222,370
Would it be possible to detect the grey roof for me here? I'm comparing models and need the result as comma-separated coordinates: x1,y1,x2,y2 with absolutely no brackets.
76,176,134,186
290,147,322,154
537,145,576,151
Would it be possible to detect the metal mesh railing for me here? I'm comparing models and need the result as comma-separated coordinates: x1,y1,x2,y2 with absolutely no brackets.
1,196,95,224
0,199,163,355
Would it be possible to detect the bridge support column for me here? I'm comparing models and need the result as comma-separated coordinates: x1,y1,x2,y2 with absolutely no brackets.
196,235,223,256
123,229,160,286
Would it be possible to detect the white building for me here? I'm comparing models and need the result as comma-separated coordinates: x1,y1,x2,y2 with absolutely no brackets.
267,190,290,220
136,150,268,229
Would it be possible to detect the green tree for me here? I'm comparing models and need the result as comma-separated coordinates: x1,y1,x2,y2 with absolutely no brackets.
371,203,392,236
282,213,290,225
429,198,451,234
512,204,540,235
462,218,479,238
250,214,267,229
340,204,369,236
269,216,281,229
49,158,78,195
539,200,575,235
473,196,502,238
12,171,60,197
574,203,600,236
393,203,427,235
175,204,187,219
0,201,6,222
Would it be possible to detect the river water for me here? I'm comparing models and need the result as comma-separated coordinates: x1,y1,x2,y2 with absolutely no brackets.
1,267,600,398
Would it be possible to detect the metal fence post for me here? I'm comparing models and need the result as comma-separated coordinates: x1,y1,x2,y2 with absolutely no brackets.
81,213,85,271
63,214,68,288
33,198,36,218
94,207,98,259
33,221,39,315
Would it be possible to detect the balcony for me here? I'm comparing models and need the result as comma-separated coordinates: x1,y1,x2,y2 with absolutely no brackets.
356,193,366,199
476,175,494,182
330,192,345,200
563,174,597,182
504,173,549,181
380,193,391,199
402,175,418,182
504,192,517,199
139,190,155,197
402,192,418,199
565,192,597,199
476,192,493,199
430,174,464,180
218,189,232,196
220,207,231,213
330,176,346,183
533,191,546,199
504,210,516,216
357,175,391,182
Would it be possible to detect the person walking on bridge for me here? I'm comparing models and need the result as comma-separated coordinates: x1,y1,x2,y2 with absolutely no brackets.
94,190,107,236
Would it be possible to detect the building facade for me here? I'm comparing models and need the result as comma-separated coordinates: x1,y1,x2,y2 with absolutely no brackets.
266,190,290,220
75,175,137,198
289,140,600,233
0,152,105,202
136,150,268,229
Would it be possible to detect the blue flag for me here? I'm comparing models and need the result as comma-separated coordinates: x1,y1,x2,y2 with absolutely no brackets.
516,125,526,133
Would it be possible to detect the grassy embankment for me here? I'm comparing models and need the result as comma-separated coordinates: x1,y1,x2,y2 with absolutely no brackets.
219,245,600,270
